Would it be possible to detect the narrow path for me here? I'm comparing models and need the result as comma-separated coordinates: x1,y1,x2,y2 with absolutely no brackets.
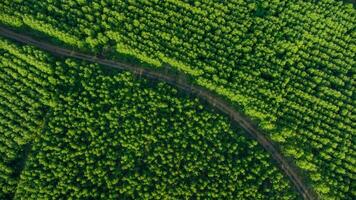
0,26,316,200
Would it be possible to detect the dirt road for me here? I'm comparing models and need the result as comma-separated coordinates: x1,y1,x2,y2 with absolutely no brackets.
0,26,316,200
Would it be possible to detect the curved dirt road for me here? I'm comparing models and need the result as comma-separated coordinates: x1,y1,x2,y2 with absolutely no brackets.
0,26,316,200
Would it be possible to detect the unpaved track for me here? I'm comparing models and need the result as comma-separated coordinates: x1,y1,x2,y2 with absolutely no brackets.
0,26,316,200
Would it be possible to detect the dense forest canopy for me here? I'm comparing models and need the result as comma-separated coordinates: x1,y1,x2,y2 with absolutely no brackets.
0,0,355,199
0,37,299,199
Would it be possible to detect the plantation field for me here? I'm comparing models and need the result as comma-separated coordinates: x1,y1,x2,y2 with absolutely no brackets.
0,37,300,199
0,38,55,199
0,0,354,199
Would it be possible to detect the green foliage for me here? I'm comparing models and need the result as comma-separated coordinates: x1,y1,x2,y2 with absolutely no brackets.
0,38,298,199
0,0,355,198
0,37,54,198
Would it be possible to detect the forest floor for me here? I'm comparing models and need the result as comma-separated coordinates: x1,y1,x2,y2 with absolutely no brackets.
0,26,316,200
